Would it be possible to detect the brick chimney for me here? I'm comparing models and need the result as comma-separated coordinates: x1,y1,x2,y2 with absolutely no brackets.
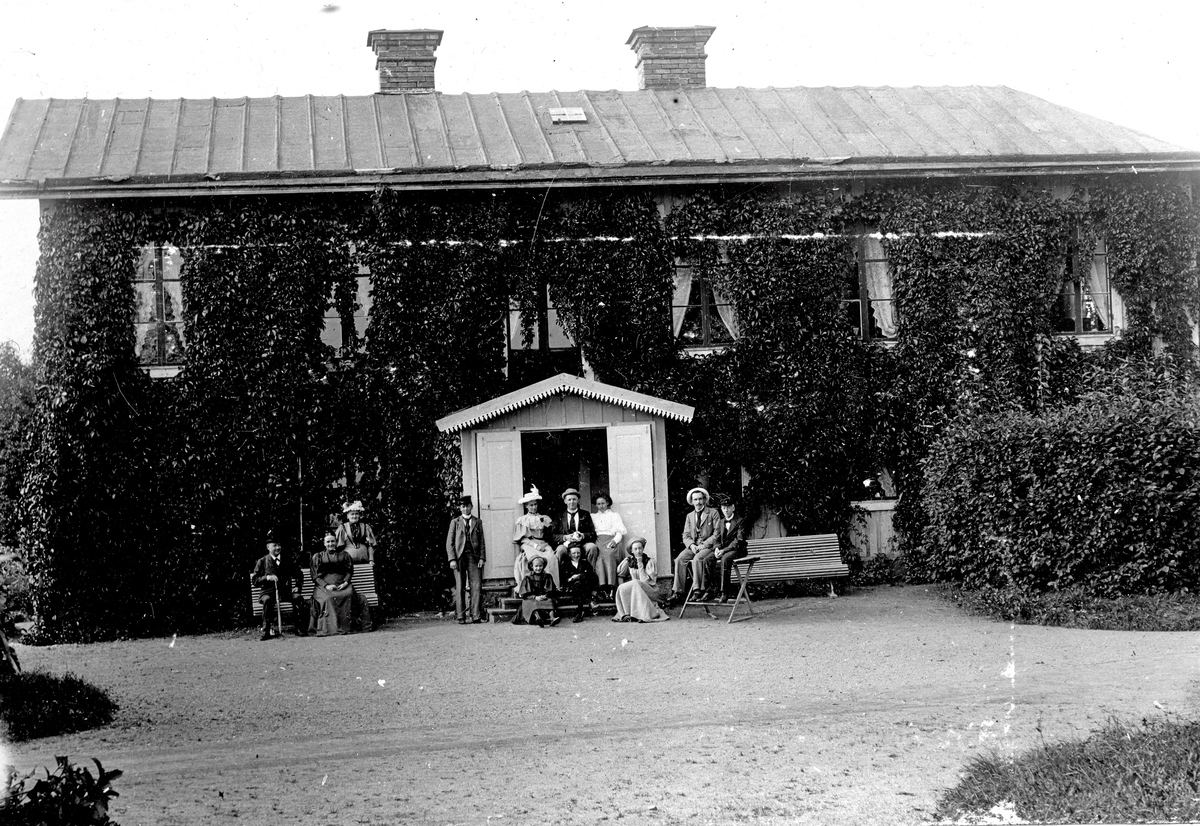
367,29,443,93
626,26,715,90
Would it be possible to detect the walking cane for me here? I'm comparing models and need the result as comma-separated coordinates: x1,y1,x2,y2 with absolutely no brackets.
275,575,284,639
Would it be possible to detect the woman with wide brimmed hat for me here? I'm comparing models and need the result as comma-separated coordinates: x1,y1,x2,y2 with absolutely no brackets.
512,486,560,589
336,500,376,564
612,537,669,623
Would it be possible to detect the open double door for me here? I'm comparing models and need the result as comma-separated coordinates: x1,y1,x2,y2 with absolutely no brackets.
474,423,658,581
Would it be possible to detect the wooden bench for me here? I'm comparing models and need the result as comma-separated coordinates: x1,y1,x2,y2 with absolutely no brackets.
679,534,848,623
250,561,379,620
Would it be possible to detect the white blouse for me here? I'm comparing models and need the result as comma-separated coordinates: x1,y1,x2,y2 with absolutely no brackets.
591,510,627,542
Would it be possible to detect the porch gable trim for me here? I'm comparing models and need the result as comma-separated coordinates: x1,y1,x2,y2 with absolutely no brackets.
435,373,695,433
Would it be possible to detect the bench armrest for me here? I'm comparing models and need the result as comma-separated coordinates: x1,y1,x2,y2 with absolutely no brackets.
730,555,761,568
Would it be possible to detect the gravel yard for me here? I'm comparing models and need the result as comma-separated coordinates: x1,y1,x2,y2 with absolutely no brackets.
6,585,1199,825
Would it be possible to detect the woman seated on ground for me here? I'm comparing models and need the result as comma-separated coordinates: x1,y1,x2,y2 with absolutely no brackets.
560,544,598,623
512,485,559,588
613,537,669,623
310,531,371,636
590,492,626,602
515,555,561,627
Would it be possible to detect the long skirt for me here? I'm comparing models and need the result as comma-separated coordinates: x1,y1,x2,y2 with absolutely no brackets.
514,540,560,588
310,586,355,636
520,596,557,623
594,534,621,588
615,578,669,622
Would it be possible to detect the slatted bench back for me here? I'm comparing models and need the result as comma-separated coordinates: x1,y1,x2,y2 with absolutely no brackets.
251,561,379,617
742,534,847,582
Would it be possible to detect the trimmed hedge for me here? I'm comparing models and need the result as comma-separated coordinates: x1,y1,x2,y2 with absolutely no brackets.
913,376,1200,595
0,671,118,742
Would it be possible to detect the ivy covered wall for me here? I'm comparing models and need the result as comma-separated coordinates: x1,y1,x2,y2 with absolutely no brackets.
23,176,1199,641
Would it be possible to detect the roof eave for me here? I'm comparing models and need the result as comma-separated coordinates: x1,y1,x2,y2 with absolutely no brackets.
435,373,695,433
4,153,1200,200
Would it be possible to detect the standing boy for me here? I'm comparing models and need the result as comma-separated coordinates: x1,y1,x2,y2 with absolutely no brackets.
445,495,486,624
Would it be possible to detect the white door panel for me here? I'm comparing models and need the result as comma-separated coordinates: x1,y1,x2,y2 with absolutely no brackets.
476,431,523,581
606,424,659,570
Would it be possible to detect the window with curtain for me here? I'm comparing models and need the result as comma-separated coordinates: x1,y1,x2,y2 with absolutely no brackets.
1055,239,1112,335
321,269,373,358
133,243,185,367
673,263,736,348
842,235,898,341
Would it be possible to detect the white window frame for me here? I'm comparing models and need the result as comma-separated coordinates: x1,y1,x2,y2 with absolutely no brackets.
134,243,185,377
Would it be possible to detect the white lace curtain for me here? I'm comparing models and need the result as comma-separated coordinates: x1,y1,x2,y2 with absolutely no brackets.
672,267,738,339
861,236,897,338
1087,249,1110,329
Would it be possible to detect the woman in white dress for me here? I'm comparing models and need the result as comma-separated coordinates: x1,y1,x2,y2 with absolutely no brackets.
613,537,669,622
512,486,560,588
590,492,627,601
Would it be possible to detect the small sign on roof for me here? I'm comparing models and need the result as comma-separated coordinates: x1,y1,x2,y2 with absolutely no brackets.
548,107,587,124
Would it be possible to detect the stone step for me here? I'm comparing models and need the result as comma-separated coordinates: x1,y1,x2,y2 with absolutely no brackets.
487,602,619,623
501,597,616,611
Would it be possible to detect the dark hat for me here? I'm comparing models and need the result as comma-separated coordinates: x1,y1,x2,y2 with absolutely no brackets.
265,530,280,545
458,495,473,505
714,494,738,508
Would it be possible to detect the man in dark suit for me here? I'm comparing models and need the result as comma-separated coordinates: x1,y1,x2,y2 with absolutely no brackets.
699,494,747,602
670,486,719,603
446,495,486,624
553,487,600,568
251,532,308,640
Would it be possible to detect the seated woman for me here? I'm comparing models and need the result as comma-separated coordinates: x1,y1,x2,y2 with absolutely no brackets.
613,537,670,623
590,492,627,602
560,544,598,622
512,486,560,589
515,555,561,627
310,532,370,636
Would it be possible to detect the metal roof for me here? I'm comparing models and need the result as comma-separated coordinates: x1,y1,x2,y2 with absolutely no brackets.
435,373,695,433
2,85,1197,198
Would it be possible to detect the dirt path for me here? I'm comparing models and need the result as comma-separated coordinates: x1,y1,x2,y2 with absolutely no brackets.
7,586,1200,825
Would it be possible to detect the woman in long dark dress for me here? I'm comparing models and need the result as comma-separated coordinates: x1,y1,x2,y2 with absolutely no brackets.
310,532,366,635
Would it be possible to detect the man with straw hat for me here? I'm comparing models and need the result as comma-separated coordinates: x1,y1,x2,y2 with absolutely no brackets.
668,487,718,605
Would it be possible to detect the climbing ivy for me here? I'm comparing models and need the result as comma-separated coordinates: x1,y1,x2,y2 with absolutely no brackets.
19,176,1199,640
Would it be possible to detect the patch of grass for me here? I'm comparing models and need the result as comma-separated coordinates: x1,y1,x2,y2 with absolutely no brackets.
941,584,1200,631
937,716,1200,823
0,671,118,742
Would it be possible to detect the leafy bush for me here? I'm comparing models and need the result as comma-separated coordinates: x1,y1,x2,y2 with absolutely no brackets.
850,553,907,587
1,756,122,825
0,549,32,626
0,671,118,742
937,715,1200,823
942,584,1200,631
0,344,34,550
913,373,1200,595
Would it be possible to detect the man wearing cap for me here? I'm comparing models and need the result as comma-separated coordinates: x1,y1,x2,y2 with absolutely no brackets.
446,495,486,624
669,487,719,604
251,532,308,640
698,494,747,602
553,488,600,569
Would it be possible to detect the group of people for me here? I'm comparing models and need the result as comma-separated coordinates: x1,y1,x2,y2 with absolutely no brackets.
446,483,745,626
252,501,376,640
